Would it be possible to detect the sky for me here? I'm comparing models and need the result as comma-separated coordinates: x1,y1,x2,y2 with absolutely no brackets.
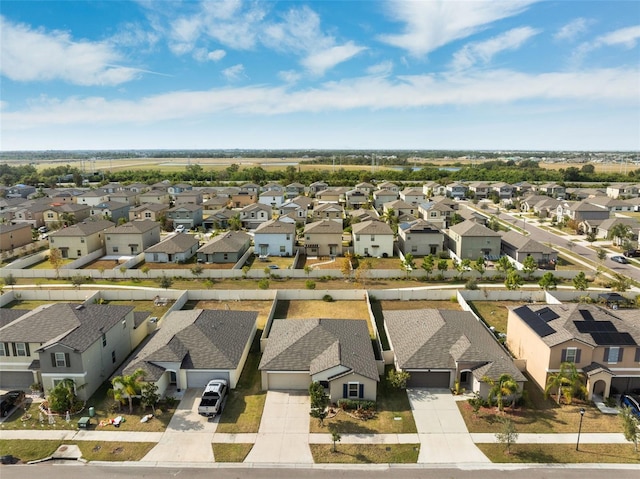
1,0,639,152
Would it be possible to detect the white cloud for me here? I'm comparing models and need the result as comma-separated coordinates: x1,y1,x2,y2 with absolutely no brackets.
222,64,246,82
4,67,637,129
451,26,540,70
366,61,394,76
378,0,537,57
554,18,590,41
573,25,640,63
207,49,227,61
301,42,367,75
194,48,227,62
278,70,302,84
0,16,141,86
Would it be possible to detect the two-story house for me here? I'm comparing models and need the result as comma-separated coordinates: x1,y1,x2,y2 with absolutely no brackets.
254,219,297,257
312,203,344,223
352,220,394,258
48,219,114,259
76,189,110,206
139,189,171,205
104,220,161,256
43,203,91,228
399,187,425,205
90,201,130,224
128,203,169,222
398,219,444,257
0,223,32,252
240,203,272,229
303,220,343,257
345,189,369,209
259,190,286,209
445,182,468,199
447,220,501,260
372,189,399,211
166,204,204,230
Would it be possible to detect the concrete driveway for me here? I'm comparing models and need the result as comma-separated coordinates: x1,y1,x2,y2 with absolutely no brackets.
244,390,313,464
143,388,218,463
407,388,489,464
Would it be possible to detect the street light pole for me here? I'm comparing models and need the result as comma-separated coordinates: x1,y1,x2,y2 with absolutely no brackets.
576,407,585,451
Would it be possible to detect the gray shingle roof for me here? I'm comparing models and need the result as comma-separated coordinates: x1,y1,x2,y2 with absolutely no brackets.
144,232,199,254
260,319,379,381
352,220,394,235
385,309,525,382
122,309,257,380
304,220,343,234
501,230,555,254
449,220,501,237
49,219,115,237
255,219,296,234
197,231,250,254
0,303,133,353
105,220,159,234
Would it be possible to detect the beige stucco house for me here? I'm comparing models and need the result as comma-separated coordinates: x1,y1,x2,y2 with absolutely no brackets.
104,220,161,256
447,220,501,259
506,304,640,399
303,220,343,257
48,219,114,259
0,223,32,252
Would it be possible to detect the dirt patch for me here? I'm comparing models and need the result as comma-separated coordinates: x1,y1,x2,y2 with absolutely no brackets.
380,300,462,311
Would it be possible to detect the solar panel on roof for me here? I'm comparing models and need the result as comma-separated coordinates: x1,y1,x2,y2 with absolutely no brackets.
579,310,595,321
538,307,560,322
590,332,636,346
574,320,618,333
516,306,555,337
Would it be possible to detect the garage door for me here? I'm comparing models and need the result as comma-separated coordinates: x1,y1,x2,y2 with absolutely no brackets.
407,371,451,388
0,371,33,390
267,372,311,390
186,371,230,389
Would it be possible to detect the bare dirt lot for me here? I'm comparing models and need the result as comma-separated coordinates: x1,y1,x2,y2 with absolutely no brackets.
193,300,273,329
380,300,462,311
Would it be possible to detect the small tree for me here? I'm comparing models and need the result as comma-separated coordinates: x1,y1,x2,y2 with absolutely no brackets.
521,255,537,279
387,369,410,389
4,273,16,289
400,253,415,278
620,406,640,452
484,374,519,412
330,428,342,453
473,257,486,280
304,265,312,277
545,362,584,405
309,381,329,426
190,264,204,280
111,368,146,414
71,274,84,289
242,265,250,279
596,248,607,263
495,256,513,277
47,378,79,413
258,278,269,289
437,259,448,277
140,382,160,413
421,254,435,280
495,417,518,454
504,270,523,290
341,255,352,281
611,273,631,292
49,247,63,279
538,271,558,291
572,271,589,291
158,274,173,290
354,258,373,287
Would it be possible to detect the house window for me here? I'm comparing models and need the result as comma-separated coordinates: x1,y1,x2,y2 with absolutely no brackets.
77,250,81,257
47,213,54,218
564,347,579,363
113,247,119,253
145,212,151,218
280,246,286,253
0,343,7,356
80,238,85,243
371,235,375,241
348,382,359,398
112,351,116,364
54,352,68,367
15,343,28,357
430,212,437,217
102,333,107,347
356,235,360,241
411,246,418,252
223,253,228,260
605,347,622,363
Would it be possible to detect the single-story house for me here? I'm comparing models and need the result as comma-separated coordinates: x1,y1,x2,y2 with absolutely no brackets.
196,231,251,263
144,233,200,263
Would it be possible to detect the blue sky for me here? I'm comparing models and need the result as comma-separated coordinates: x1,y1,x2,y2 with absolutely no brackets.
1,0,639,151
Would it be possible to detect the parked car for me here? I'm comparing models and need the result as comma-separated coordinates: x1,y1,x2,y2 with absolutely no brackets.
611,255,629,264
620,394,640,420
198,379,228,418
38,226,48,233
0,390,25,417
174,225,186,233
623,249,639,258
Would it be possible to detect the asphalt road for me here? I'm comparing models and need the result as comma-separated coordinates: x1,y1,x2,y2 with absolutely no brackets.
1,464,639,479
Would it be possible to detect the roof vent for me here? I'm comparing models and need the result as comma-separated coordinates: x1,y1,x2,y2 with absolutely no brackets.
75,304,85,310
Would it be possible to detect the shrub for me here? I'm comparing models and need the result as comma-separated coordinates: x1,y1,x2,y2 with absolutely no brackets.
322,294,333,302
465,278,479,290
336,399,376,411
305,280,316,290
258,278,269,290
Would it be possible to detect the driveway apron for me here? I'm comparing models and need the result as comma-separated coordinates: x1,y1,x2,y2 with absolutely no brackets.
407,388,490,463
245,390,313,463
142,388,218,463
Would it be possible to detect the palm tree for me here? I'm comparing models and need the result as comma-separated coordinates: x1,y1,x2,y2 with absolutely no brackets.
608,223,632,247
111,368,146,414
545,362,584,405
484,374,519,412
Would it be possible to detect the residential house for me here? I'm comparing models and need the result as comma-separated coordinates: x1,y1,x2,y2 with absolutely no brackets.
506,304,640,399
383,199,416,218
312,203,344,223
583,196,635,214
422,181,446,197
202,196,230,211
537,183,566,198
203,207,236,230
316,187,348,204
377,181,399,192
230,191,257,208
240,203,272,229
372,189,398,211
43,203,91,227
352,220,394,258
104,220,161,256
196,231,251,263
139,189,171,205
606,183,640,199
558,200,609,232
100,182,123,194
128,203,169,222
309,181,328,196
398,219,444,257
259,190,286,209
144,233,200,263
500,230,557,269
418,201,452,229
166,204,204,230
48,219,114,259
259,319,379,401
468,182,490,200
90,201,130,224
240,183,260,195
457,208,489,226
174,191,203,206
303,220,343,257
5,184,36,199
279,196,312,222
120,309,257,394
167,183,192,196
399,187,425,205
262,182,283,193
0,223,32,252
345,189,369,209
355,182,375,195
108,190,139,206
349,208,379,223
385,309,526,395
285,182,306,196
595,217,640,241
12,201,50,228
49,191,79,204
76,189,110,206
491,182,514,200
123,183,149,194
0,303,139,399
446,182,468,199
254,219,296,257
447,220,501,260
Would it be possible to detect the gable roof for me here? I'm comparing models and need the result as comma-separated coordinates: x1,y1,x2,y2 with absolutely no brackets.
501,230,555,254
144,232,199,254
121,309,257,380
0,303,133,353
255,219,296,234
197,231,250,253
105,220,159,234
449,219,501,237
50,219,114,237
304,219,343,234
259,319,378,381
352,220,394,235
385,309,525,382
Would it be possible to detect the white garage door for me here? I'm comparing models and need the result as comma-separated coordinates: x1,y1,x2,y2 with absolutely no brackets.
267,372,311,390
187,370,229,389
0,371,33,390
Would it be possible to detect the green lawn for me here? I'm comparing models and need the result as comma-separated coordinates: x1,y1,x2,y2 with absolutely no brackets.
216,333,266,433
477,443,640,464
0,440,155,463
310,444,419,463
212,443,253,462
468,301,522,334
311,368,417,434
